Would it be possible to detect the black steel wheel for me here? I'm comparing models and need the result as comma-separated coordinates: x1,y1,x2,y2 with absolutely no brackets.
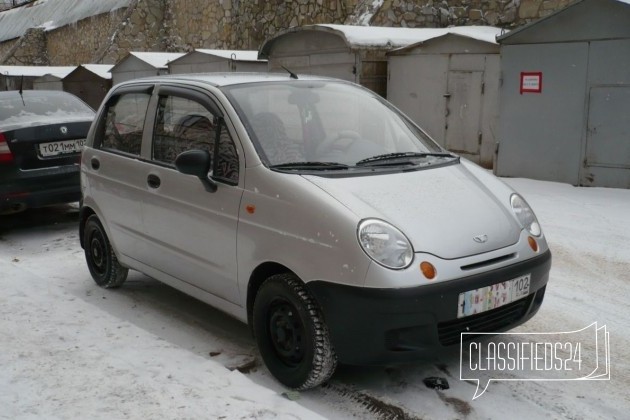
253,273,337,389
83,214,128,288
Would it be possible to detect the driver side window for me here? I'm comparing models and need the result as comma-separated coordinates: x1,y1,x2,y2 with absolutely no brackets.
152,95,239,184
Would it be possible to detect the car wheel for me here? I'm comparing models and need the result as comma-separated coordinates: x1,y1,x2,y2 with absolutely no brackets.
83,214,128,288
253,273,337,389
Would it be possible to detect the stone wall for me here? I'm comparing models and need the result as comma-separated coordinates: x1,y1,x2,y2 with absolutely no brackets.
353,0,574,28
0,0,574,66
0,28,47,65
164,0,359,52
97,0,166,64
45,9,127,65
0,37,17,60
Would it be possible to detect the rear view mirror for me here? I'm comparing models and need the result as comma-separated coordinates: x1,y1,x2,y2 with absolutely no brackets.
175,150,217,192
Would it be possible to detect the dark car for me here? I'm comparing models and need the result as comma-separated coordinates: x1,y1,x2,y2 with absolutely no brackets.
0,90,94,214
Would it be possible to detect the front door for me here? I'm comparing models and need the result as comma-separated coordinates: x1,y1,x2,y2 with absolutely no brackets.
138,86,243,304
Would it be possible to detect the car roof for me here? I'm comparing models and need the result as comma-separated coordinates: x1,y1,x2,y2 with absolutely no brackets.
116,72,336,88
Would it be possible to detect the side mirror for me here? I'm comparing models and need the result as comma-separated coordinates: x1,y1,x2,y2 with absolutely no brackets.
175,150,217,193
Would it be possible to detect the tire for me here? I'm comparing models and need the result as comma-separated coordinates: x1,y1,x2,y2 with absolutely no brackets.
83,214,128,288
253,273,337,389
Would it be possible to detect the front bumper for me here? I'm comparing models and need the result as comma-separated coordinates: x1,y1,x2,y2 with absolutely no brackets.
307,249,551,365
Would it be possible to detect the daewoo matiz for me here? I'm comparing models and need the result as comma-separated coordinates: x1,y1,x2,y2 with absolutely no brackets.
80,73,551,389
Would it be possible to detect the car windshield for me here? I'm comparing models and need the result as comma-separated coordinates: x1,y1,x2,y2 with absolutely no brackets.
0,90,94,127
222,81,448,169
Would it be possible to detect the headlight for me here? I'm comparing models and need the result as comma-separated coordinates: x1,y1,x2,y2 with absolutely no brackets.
510,193,542,237
357,219,413,269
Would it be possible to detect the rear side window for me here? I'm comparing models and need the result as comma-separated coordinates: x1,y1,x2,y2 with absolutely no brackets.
100,93,151,155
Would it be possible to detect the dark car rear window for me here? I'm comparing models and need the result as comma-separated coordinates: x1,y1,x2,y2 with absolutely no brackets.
0,91,94,126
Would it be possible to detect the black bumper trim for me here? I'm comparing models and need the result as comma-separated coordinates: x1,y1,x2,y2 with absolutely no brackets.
307,250,551,365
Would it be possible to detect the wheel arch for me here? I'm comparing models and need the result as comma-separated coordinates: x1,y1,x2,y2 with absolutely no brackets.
79,205,96,249
246,262,297,327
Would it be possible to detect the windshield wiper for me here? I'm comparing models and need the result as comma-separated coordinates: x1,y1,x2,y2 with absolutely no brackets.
356,152,455,166
270,161,350,170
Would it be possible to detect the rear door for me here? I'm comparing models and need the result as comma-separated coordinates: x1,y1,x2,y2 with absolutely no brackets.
136,84,244,304
83,85,153,262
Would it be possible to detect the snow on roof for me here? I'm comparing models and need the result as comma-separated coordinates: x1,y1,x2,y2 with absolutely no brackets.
0,65,76,78
260,24,503,56
80,64,114,79
0,0,131,42
193,49,266,62
128,52,186,69
389,26,506,53
319,24,503,48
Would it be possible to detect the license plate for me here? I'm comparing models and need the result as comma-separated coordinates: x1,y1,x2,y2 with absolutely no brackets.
457,274,531,318
38,139,85,157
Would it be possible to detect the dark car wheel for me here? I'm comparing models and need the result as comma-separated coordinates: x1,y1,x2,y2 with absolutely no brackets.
83,214,128,288
253,273,337,389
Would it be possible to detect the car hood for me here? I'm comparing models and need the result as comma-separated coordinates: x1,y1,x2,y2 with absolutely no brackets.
303,163,521,259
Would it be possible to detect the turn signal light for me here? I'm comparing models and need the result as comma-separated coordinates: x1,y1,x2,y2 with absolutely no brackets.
528,236,539,252
420,261,436,280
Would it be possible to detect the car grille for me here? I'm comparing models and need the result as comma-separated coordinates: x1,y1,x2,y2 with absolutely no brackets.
437,292,537,346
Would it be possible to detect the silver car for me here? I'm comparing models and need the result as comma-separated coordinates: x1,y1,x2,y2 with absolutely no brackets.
80,73,551,389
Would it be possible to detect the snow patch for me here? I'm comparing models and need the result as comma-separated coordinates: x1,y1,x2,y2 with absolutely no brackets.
317,24,504,49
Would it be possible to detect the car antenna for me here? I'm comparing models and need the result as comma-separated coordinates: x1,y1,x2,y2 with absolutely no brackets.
18,75,25,106
281,65,298,80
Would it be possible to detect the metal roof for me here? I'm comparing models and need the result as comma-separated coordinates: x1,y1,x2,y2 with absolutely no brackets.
109,52,187,72
498,0,630,44
191,49,266,63
0,65,76,77
0,0,131,42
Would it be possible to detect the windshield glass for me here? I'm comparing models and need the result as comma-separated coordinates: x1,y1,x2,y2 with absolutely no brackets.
0,91,94,126
223,81,445,168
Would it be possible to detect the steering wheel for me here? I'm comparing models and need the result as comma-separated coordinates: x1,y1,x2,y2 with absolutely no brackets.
315,130,361,157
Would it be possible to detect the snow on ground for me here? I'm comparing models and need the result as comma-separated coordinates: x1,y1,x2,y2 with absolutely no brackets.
0,208,322,420
1,177,629,419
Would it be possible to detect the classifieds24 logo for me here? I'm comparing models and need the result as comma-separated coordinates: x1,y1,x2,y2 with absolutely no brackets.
460,323,610,399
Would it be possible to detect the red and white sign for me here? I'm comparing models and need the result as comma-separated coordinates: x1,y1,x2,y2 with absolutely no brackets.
520,72,542,94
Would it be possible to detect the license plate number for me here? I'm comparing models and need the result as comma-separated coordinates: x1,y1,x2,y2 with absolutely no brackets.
457,274,531,318
39,139,85,157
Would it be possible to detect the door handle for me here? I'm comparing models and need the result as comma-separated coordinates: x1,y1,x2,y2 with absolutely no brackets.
147,174,161,189
91,157,100,170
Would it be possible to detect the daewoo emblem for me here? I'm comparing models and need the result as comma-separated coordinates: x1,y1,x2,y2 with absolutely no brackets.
60,126,68,134
473,234,488,243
